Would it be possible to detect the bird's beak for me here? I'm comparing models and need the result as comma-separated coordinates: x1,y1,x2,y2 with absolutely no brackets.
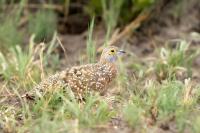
117,50,126,56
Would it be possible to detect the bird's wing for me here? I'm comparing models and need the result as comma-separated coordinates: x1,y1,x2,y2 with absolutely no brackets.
60,63,115,94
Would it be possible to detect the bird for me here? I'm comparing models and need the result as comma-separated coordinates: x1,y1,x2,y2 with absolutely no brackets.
27,46,125,100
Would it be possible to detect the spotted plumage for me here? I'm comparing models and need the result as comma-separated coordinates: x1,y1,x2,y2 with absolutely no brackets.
30,46,125,100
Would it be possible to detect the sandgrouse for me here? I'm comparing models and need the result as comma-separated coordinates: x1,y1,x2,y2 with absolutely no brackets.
30,46,125,100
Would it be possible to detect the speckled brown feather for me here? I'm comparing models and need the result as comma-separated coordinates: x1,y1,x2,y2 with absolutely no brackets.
33,62,117,99
30,46,122,100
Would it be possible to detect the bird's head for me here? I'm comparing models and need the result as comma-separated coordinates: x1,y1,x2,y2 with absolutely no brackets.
100,46,125,64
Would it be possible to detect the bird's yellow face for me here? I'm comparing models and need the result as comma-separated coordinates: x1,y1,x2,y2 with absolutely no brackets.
108,49,117,55
100,46,125,63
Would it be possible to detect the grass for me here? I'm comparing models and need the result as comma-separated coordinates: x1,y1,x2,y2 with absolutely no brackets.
121,40,200,132
85,0,156,31
101,0,124,32
0,0,26,49
86,17,96,63
0,18,22,49
123,79,200,132
154,40,199,81
32,89,113,127
1,34,200,133
0,10,199,131
28,10,57,42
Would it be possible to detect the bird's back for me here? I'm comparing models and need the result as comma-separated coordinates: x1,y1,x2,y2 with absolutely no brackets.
34,62,117,99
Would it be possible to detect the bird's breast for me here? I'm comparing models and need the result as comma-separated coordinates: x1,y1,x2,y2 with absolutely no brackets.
94,63,117,89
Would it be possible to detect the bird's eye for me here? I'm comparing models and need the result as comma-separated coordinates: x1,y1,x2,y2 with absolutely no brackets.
110,49,115,53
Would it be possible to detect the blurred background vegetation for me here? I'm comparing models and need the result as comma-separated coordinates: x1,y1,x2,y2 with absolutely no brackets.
0,0,162,49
